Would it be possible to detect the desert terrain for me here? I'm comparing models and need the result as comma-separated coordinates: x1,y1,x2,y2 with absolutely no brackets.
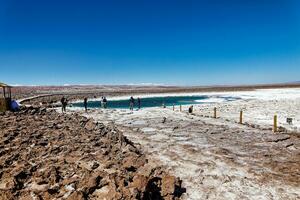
67,87,300,199
1,84,300,200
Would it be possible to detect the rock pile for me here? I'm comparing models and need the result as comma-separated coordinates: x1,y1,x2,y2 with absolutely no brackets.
0,107,184,200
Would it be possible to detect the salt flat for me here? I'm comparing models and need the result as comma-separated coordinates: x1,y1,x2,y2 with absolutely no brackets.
70,88,300,200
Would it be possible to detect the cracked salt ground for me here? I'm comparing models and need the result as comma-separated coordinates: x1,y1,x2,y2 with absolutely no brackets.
78,105,300,200
140,127,157,133
61,88,300,199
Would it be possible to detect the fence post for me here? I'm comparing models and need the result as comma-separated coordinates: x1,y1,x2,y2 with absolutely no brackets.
273,115,278,133
239,110,243,124
213,107,217,118
180,105,182,112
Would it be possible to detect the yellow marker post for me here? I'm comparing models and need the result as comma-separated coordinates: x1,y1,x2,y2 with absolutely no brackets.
273,115,278,133
239,110,243,124
180,105,182,112
213,107,217,118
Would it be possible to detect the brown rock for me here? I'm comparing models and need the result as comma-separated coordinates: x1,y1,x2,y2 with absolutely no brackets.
161,175,176,197
130,174,148,192
84,119,96,131
0,177,15,190
122,155,146,172
77,172,103,195
0,191,15,200
67,191,85,200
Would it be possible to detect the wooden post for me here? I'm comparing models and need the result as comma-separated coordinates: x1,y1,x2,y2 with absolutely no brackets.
173,104,175,111
239,110,243,124
213,107,217,118
8,87,11,99
180,105,182,112
3,87,6,98
273,115,278,133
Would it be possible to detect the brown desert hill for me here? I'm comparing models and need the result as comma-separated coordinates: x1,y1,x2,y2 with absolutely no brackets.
0,107,185,200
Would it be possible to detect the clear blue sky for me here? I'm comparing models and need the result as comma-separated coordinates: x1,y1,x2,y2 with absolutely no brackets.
0,0,299,86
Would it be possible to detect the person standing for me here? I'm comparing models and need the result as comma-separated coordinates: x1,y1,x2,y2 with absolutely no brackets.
138,97,141,110
84,97,88,112
101,97,104,108
64,98,68,112
103,97,107,108
129,96,135,111
61,96,66,112
188,105,193,113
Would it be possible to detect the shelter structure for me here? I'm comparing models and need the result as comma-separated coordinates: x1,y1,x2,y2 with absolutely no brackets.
0,82,12,112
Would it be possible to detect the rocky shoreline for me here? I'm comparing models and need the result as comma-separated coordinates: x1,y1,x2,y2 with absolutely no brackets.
0,107,185,200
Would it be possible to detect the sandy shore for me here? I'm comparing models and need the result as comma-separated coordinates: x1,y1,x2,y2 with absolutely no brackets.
65,88,300,199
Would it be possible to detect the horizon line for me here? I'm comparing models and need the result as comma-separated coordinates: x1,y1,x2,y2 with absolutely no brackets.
5,81,300,88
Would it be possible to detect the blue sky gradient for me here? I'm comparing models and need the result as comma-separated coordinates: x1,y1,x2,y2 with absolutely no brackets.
0,0,299,85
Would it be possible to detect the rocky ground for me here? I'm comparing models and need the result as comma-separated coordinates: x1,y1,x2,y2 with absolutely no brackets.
0,107,185,200
80,107,300,200
2,86,300,199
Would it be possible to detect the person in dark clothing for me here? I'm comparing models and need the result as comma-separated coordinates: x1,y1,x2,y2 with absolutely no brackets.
61,97,66,112
188,105,193,114
103,97,107,108
129,96,135,111
101,97,104,108
138,97,141,110
84,97,88,112
64,98,68,112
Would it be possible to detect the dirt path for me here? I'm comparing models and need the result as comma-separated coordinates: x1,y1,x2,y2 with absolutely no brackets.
79,108,300,200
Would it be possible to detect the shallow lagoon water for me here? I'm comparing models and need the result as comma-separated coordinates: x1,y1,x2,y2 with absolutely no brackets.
72,95,240,109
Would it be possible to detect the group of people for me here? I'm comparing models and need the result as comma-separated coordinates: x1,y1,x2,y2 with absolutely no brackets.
83,96,107,112
61,96,142,112
129,96,141,111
